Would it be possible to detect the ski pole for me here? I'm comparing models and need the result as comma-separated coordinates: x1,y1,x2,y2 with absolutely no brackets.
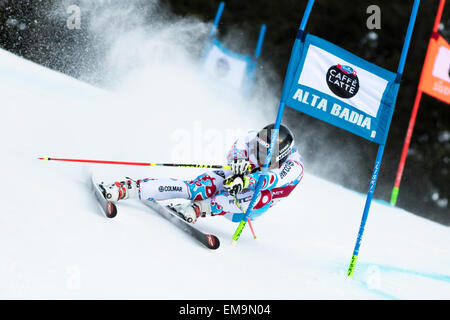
247,219,258,240
38,157,231,169
232,194,257,240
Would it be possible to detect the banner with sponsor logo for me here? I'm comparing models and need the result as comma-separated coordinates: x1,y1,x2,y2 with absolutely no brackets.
286,34,399,145
418,33,450,104
202,2,266,96
390,0,448,207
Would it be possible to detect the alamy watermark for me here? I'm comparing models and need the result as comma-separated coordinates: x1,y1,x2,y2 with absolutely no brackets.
364,265,381,290
170,122,283,165
366,5,381,30
66,5,81,30
66,265,81,290
170,122,246,163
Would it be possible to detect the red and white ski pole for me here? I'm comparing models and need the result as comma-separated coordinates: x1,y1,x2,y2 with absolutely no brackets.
38,157,231,169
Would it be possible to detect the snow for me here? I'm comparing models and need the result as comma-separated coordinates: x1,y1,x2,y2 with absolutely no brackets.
0,46,449,300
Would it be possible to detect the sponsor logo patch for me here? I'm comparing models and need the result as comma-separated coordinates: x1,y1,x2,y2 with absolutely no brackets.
158,186,183,192
280,160,294,179
326,64,359,98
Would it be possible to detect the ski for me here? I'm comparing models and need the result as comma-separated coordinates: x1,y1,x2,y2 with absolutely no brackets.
90,175,218,249
141,199,220,250
91,175,117,218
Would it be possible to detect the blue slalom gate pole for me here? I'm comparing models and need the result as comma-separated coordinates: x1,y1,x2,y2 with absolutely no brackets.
347,0,421,277
244,24,267,97
202,2,225,64
396,0,421,74
244,0,315,220
254,24,267,59
231,0,316,244
299,0,315,31
210,2,225,38
347,144,385,276
280,0,315,101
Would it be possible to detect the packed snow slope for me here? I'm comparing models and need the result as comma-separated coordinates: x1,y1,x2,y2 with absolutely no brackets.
0,48,449,300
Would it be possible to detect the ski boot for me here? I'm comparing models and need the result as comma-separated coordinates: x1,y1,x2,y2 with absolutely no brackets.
103,179,139,202
171,199,212,224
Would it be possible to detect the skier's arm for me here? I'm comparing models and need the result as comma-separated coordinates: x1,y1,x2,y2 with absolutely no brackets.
246,150,304,191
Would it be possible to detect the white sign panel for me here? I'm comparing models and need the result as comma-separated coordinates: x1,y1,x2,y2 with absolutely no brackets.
298,45,389,117
432,45,450,83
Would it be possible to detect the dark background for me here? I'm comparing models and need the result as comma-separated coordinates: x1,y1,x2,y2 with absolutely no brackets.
0,0,448,225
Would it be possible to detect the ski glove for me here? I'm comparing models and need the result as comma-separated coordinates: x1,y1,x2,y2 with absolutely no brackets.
230,158,251,176
223,175,250,197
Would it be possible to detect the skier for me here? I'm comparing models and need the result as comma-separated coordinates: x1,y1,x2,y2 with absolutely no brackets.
103,124,304,223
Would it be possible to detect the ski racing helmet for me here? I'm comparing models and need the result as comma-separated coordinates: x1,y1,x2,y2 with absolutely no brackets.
255,123,295,169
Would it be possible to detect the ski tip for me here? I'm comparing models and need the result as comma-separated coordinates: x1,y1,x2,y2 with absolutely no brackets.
206,234,220,250
230,240,237,246
106,202,118,218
